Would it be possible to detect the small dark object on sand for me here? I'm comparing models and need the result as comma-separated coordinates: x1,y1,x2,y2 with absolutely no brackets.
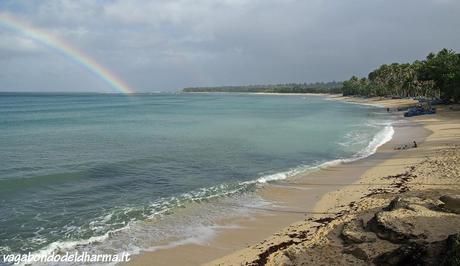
413,141,418,148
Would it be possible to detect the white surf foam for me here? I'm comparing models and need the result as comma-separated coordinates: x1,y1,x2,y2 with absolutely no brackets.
145,224,241,253
19,122,395,264
252,121,395,184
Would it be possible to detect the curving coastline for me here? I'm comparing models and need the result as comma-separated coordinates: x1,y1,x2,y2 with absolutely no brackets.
125,97,443,266
207,100,460,266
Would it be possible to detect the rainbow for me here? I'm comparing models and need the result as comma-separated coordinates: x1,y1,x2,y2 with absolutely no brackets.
0,13,134,94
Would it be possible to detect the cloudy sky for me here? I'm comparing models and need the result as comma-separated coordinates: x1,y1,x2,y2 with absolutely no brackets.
0,0,459,92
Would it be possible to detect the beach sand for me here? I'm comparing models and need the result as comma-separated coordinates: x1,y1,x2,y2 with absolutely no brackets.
126,97,460,266
328,95,420,109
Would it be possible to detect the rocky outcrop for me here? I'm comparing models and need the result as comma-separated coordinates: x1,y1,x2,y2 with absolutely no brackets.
341,218,377,244
342,245,369,261
441,233,460,266
338,195,460,264
373,233,460,266
440,195,460,214
367,196,459,243
373,241,428,266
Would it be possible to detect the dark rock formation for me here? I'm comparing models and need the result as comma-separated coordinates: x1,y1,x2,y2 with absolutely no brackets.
440,195,460,214
373,242,427,266
441,234,460,266
343,245,369,261
373,233,460,266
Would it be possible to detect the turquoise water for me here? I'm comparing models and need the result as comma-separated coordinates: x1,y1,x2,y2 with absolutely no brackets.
0,93,392,258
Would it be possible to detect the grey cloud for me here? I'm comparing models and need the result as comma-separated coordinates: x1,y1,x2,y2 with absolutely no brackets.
0,0,459,92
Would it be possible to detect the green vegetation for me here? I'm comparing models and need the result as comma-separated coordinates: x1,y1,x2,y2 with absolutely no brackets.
183,82,343,94
343,49,460,102
183,48,459,102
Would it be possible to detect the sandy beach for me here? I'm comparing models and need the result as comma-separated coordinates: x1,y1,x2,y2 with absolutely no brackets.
328,95,420,109
127,97,460,266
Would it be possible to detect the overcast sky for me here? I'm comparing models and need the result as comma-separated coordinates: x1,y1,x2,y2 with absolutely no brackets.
0,0,459,92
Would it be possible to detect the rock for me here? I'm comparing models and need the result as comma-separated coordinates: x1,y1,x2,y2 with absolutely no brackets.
343,246,369,261
384,196,403,211
440,195,460,214
268,253,294,266
373,233,460,266
368,213,411,243
441,233,460,266
341,219,377,244
368,196,459,243
373,242,427,266
385,196,442,211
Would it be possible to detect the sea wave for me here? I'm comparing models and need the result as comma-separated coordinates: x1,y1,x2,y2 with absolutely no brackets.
12,182,261,265
353,123,394,159
14,121,395,265
250,121,394,184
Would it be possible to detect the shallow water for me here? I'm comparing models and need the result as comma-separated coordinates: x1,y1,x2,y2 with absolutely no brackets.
0,93,392,258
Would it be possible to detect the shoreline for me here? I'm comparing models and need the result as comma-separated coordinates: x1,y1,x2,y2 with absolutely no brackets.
182,91,336,96
126,97,432,265
328,95,419,109
209,100,460,265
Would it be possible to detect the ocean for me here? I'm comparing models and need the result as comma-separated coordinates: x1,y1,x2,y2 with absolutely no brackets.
0,93,394,262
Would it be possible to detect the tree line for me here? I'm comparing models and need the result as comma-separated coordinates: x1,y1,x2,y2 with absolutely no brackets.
183,81,343,94
342,49,460,102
